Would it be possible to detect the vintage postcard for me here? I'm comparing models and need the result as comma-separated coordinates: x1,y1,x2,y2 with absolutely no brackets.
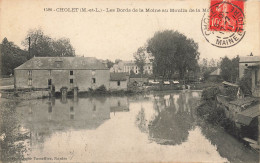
0,0,259,162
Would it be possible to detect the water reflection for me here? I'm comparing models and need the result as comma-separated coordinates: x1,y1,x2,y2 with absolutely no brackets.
135,91,201,145
0,101,30,162
200,123,259,163
16,97,131,150
1,91,258,162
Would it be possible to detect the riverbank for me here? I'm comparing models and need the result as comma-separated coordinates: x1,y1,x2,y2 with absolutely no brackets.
195,86,260,151
0,82,220,100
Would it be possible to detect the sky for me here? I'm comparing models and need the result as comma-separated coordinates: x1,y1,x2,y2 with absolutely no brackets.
0,0,259,62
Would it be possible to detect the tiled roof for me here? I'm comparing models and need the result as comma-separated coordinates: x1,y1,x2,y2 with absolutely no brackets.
209,68,221,76
239,56,260,63
15,57,108,70
237,104,260,125
110,72,128,81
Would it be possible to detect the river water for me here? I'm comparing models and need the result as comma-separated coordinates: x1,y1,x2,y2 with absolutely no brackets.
0,90,258,162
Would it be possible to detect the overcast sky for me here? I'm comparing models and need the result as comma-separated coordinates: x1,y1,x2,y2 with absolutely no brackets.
1,0,259,61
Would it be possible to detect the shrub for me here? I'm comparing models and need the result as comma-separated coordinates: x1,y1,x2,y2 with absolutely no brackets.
94,85,107,94
201,86,220,101
238,69,252,96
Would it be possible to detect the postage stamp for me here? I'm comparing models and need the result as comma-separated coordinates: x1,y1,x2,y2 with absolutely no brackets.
201,0,246,48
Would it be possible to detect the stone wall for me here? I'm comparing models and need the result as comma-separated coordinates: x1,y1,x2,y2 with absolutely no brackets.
109,81,127,91
15,69,110,92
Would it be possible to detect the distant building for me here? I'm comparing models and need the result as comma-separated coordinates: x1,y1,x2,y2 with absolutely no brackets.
208,68,221,81
109,72,129,91
14,57,110,92
110,61,153,75
239,54,260,97
129,77,149,86
239,55,260,78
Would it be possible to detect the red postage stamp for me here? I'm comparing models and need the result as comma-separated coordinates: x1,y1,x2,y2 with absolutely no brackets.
201,0,246,48
209,0,244,32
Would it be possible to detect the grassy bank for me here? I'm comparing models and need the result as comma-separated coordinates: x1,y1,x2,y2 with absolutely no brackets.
195,86,254,141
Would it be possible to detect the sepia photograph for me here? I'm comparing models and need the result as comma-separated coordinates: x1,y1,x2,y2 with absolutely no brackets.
0,0,259,162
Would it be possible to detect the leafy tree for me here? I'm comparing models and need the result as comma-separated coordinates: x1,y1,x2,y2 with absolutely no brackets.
220,56,239,83
209,58,217,67
147,30,199,80
106,59,114,69
115,59,122,64
201,58,208,72
129,69,135,77
0,38,28,76
51,38,75,57
133,47,147,75
22,28,75,58
239,69,252,95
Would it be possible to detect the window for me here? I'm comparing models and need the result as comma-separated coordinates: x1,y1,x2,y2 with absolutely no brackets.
55,61,63,68
92,78,96,84
28,70,32,76
70,79,73,84
48,79,52,86
70,70,73,75
28,79,32,86
70,114,74,120
117,81,120,86
245,64,248,66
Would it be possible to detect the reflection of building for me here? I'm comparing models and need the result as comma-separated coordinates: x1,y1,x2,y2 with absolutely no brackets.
14,57,110,92
16,96,130,148
110,61,153,74
109,97,129,112
109,73,129,91
17,98,111,147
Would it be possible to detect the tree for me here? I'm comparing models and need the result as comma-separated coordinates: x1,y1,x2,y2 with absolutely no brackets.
0,38,28,76
51,38,75,57
22,28,75,58
209,58,216,67
106,59,114,69
147,30,199,80
220,56,239,83
134,47,147,75
115,59,122,64
239,69,252,95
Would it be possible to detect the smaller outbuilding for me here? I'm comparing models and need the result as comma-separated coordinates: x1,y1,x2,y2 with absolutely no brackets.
109,72,129,91
208,68,221,81
129,77,149,86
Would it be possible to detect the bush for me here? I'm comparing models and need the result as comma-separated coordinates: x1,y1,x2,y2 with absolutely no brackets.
94,85,107,94
224,86,238,100
201,86,220,101
239,69,252,96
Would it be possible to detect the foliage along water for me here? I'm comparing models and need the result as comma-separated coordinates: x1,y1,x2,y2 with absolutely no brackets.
0,90,258,162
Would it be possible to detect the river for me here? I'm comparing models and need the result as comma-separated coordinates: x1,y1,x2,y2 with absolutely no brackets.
0,90,258,162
